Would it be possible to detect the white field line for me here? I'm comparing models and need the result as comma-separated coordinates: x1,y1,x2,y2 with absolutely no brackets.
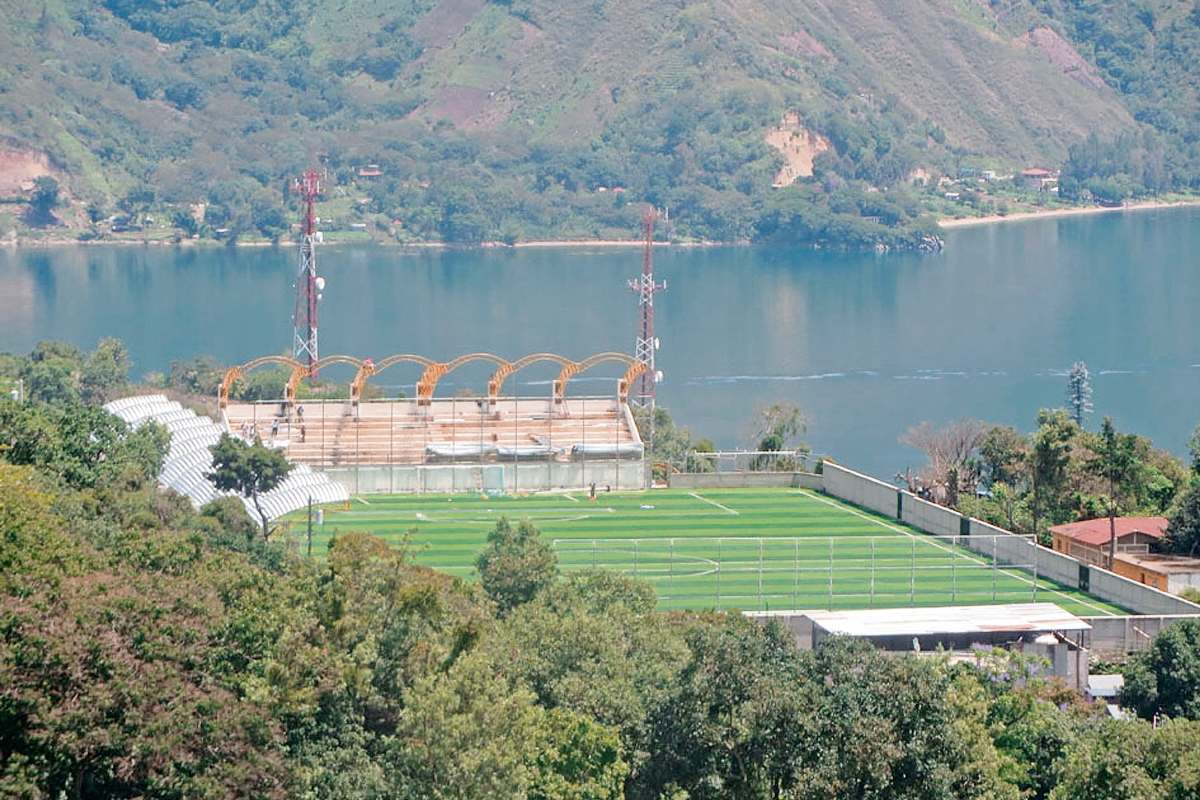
356,497,371,505
793,489,1114,616
563,493,580,503
690,492,740,515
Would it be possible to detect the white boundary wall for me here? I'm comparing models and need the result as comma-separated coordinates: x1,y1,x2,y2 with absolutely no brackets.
322,459,646,495
819,463,1200,616
669,472,823,490
821,462,899,518
899,492,961,537
1079,614,1199,654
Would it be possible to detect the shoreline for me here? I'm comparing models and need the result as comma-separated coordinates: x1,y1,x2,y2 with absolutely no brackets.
937,198,1200,229
6,198,1199,247
0,235,695,249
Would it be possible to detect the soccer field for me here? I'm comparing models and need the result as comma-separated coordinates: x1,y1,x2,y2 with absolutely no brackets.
292,488,1123,615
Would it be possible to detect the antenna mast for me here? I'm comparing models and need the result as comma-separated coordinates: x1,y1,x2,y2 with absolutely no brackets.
293,170,323,377
628,209,667,407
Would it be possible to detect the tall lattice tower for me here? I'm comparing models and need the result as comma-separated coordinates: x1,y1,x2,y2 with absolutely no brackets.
293,171,323,375
628,209,666,407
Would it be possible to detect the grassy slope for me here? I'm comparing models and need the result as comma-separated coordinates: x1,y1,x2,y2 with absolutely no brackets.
0,0,1134,213
292,488,1123,615
401,0,1131,161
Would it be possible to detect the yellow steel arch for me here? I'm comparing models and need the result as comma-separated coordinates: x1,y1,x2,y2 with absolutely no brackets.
223,351,646,407
553,352,640,401
219,355,303,409
287,355,363,404
617,361,649,403
417,353,506,403
350,354,435,402
488,353,573,402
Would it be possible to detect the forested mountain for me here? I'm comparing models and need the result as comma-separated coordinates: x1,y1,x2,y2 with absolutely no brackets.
0,0,1196,246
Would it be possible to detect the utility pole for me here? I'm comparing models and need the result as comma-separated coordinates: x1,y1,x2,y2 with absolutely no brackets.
293,171,324,378
307,496,314,559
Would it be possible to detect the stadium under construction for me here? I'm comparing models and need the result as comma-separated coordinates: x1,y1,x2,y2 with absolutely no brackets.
218,351,650,494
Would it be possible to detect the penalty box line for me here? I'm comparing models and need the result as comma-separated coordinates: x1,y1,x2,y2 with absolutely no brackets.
792,489,1113,616
689,492,739,515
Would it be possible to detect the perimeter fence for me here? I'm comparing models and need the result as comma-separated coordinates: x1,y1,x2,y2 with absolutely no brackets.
552,533,1046,611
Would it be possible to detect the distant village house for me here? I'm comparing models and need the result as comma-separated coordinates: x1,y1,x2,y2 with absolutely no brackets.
1021,167,1058,190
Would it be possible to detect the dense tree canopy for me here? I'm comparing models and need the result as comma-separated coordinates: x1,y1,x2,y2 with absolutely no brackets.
897,408,1195,544
4,338,1200,799
207,432,291,537
475,517,559,616
1123,618,1200,721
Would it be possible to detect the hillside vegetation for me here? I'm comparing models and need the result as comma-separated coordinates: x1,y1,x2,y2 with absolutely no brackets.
0,0,1191,246
8,339,1200,799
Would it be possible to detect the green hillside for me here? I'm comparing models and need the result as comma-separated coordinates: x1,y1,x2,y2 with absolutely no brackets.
0,0,1191,246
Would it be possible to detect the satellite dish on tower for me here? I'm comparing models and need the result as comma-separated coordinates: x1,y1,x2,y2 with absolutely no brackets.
315,276,326,291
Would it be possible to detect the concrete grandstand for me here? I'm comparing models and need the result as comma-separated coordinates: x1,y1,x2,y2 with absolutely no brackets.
218,351,650,494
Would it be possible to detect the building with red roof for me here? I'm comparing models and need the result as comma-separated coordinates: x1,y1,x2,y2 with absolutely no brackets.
1049,517,1200,594
1020,167,1058,190
1050,517,1167,563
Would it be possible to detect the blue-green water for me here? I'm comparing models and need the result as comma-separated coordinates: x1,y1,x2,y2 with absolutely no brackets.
3,206,1200,478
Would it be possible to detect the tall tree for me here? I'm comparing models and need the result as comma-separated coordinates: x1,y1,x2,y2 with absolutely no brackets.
26,176,59,225
899,418,987,506
475,518,558,616
1029,409,1077,542
1090,416,1138,569
1122,618,1200,721
80,337,131,404
1189,423,1200,475
642,616,809,800
1163,481,1200,558
20,340,83,405
206,433,290,538
1066,362,1093,428
748,402,809,471
632,405,712,473
978,425,1029,489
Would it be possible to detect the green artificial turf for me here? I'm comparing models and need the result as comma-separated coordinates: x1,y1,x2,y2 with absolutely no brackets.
289,488,1124,615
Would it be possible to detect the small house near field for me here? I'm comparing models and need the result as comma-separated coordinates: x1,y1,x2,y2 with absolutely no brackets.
1050,517,1166,566
1048,517,1200,594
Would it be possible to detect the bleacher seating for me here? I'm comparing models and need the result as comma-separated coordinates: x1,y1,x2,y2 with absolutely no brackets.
222,396,643,468
104,394,348,521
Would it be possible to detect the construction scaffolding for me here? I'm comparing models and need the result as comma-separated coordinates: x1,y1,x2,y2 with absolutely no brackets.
223,395,647,494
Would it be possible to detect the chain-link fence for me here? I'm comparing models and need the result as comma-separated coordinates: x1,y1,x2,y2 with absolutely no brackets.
552,533,1045,611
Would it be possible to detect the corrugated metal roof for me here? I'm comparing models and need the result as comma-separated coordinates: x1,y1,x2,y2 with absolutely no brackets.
782,603,1091,637
1049,517,1167,547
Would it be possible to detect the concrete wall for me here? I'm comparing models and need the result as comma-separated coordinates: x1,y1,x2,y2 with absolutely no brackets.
669,472,823,490
322,459,647,495
820,463,1200,617
745,612,815,650
1169,573,1200,594
1088,568,1198,615
1078,614,1199,654
899,492,961,537
960,515,1046,578
822,462,898,519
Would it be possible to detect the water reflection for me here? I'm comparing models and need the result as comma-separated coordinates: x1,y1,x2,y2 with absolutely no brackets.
2,206,1200,477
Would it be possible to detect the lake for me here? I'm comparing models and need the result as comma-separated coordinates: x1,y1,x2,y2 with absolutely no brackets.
3,205,1200,479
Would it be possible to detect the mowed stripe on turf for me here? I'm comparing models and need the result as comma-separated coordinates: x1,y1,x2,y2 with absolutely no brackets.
289,488,1123,615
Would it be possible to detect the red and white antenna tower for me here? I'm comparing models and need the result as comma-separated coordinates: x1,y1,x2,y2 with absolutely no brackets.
628,209,666,407
293,170,324,377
